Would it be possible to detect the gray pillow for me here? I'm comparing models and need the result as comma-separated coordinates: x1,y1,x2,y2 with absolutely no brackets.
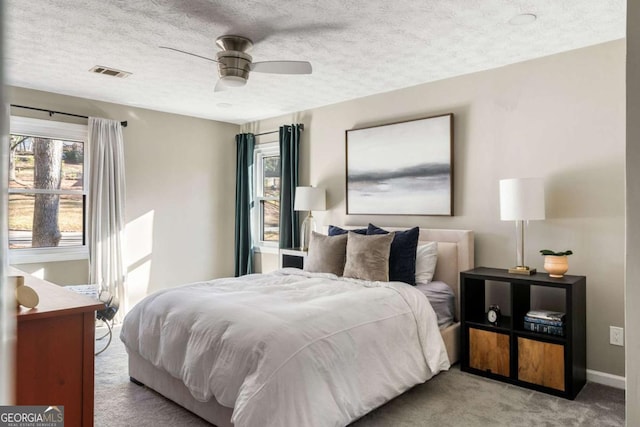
303,232,348,275
415,280,455,328
343,231,394,281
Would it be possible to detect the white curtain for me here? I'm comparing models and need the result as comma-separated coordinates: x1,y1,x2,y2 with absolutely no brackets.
88,117,126,321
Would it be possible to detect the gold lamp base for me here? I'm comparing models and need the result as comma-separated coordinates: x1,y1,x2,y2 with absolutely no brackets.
508,266,537,275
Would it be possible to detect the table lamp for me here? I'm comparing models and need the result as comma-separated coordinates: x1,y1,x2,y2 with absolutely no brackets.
499,177,545,275
294,186,326,250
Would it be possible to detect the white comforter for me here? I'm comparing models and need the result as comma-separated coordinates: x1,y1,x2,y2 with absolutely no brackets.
120,269,450,427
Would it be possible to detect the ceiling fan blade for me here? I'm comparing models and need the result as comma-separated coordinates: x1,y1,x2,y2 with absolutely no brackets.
251,61,312,75
159,46,218,63
214,80,228,92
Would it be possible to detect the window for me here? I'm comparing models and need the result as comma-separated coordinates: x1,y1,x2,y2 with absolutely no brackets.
253,142,280,251
8,116,89,263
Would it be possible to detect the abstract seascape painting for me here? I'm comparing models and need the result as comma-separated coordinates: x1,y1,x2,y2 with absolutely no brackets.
346,113,453,215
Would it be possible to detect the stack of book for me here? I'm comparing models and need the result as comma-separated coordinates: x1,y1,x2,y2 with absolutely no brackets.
523,310,565,337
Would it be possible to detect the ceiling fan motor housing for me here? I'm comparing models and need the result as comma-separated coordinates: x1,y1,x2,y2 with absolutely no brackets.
215,35,253,85
215,35,253,52
216,51,252,81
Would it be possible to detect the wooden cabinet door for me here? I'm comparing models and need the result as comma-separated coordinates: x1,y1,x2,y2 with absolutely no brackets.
17,314,84,425
468,328,510,377
518,337,565,391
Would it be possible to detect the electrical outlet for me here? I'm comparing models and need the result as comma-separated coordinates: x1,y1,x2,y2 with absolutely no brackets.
610,326,624,346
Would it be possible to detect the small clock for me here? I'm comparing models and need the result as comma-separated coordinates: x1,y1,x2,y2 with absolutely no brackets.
487,305,501,325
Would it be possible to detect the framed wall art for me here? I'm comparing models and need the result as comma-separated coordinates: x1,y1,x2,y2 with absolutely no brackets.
345,113,453,215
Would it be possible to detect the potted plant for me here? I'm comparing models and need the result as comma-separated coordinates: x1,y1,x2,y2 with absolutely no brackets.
540,249,573,278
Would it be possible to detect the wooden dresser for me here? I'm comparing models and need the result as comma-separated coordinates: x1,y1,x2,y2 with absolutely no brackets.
12,267,103,427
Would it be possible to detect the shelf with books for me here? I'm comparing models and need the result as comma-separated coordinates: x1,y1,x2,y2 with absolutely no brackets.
524,315,565,327
460,267,586,399
523,320,564,336
526,309,566,323
521,310,566,338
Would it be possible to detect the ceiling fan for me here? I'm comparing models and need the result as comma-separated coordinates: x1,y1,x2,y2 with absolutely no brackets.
160,35,312,91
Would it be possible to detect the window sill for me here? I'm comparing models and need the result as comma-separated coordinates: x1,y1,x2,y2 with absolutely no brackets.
253,245,279,255
9,247,89,265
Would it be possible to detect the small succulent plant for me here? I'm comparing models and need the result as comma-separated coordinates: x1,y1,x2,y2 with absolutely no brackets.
539,249,573,256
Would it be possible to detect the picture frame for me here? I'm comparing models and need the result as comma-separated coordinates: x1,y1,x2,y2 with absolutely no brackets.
345,113,453,216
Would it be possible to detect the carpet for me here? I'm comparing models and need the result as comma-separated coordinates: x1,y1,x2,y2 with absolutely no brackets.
94,328,625,426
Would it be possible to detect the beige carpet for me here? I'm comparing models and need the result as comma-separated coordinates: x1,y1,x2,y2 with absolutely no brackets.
94,328,625,427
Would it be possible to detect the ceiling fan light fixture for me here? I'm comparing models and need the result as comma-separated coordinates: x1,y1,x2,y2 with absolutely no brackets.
220,75,247,87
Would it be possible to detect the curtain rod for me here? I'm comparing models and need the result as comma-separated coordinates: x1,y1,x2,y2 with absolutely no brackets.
255,123,304,137
10,104,128,128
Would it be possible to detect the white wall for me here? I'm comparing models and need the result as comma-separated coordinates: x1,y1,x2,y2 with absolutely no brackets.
8,87,239,308
626,1,640,422
248,41,626,377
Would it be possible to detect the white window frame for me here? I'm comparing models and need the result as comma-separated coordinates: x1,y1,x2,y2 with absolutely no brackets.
8,116,89,264
252,142,280,253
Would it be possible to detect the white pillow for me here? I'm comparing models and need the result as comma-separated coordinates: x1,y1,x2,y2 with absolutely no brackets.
415,242,438,284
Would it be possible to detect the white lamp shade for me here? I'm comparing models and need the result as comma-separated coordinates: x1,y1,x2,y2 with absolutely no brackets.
499,178,545,221
294,186,326,211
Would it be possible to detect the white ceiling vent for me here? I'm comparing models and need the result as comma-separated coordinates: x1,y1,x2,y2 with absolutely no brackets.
89,65,131,78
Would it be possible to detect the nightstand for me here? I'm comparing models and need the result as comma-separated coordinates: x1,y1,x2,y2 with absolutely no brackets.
279,248,307,269
460,267,586,399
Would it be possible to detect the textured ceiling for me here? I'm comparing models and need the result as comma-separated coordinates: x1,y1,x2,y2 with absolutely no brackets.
6,1,626,125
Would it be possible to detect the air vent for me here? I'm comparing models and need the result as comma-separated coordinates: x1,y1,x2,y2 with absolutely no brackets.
89,65,131,78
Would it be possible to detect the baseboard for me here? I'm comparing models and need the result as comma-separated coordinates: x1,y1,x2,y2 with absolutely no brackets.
587,369,626,389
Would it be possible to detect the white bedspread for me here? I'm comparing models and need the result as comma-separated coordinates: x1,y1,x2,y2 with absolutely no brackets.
120,269,450,427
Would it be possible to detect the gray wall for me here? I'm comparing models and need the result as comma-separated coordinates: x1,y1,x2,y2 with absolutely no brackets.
8,87,239,308
626,1,639,423
248,41,626,377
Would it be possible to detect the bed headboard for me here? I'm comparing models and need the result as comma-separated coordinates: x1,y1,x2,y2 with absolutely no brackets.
416,228,474,320
324,227,474,320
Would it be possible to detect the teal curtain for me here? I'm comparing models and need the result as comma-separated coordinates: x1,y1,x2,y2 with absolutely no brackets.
278,124,301,249
234,133,255,276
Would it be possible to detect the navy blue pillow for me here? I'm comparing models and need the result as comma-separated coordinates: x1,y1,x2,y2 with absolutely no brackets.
367,224,419,285
328,225,367,236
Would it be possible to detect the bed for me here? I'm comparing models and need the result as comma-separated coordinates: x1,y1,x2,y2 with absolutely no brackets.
120,227,473,427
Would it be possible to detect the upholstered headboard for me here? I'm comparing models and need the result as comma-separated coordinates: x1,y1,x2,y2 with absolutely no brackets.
416,228,474,320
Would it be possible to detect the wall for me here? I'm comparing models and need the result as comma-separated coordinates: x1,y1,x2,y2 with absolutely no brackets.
626,1,640,422
8,87,239,308
247,41,626,377
0,3,16,403
17,260,88,284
